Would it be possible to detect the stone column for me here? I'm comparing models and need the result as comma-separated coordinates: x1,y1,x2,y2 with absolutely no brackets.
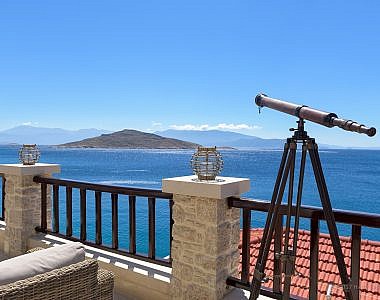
162,175,250,300
0,163,60,257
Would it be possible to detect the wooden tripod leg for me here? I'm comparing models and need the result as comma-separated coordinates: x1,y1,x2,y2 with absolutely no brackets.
250,143,295,300
292,143,307,257
308,141,353,300
255,143,290,265
283,143,307,299
249,144,289,299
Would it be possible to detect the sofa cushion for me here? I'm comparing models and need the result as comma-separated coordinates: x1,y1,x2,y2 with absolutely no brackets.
0,242,85,286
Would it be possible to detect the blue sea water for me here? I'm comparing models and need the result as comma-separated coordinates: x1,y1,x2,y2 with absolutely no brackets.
0,146,379,258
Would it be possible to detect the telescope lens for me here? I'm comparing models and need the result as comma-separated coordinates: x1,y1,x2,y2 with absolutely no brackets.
255,94,265,107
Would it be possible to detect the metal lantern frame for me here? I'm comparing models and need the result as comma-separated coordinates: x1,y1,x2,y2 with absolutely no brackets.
191,146,223,181
19,144,40,165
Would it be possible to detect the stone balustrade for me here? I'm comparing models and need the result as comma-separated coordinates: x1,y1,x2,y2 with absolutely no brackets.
0,163,60,257
163,175,250,300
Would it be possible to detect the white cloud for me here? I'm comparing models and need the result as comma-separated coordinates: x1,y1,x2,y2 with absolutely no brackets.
170,124,209,131
21,121,39,126
215,123,257,130
151,121,162,127
169,123,262,131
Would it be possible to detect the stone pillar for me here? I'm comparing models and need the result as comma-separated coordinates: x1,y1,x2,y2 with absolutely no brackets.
0,163,60,257
162,175,250,300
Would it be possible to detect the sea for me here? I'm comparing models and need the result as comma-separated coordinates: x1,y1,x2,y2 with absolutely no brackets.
0,146,379,258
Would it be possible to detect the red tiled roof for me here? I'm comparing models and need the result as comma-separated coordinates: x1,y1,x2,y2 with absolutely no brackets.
239,228,380,299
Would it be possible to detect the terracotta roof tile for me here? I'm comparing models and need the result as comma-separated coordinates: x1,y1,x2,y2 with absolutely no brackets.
239,228,380,299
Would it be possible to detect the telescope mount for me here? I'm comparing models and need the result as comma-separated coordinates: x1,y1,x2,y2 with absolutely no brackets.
249,118,354,300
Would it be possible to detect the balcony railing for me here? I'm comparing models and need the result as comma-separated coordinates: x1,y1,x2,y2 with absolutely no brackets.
30,175,380,298
33,176,173,267
226,197,380,300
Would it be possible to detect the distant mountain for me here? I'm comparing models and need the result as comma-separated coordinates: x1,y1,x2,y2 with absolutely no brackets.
0,126,111,145
157,130,285,149
60,129,199,149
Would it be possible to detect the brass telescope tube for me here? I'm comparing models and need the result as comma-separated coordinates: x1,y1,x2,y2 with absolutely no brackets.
255,94,376,137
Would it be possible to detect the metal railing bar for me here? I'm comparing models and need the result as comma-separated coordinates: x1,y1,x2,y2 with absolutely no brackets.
41,183,47,231
148,197,156,259
351,225,361,300
309,217,319,300
273,215,283,293
66,186,73,236
53,185,59,233
80,189,87,241
241,208,251,284
33,176,172,199
169,199,173,262
228,197,380,228
112,193,119,249
129,195,136,254
95,191,102,245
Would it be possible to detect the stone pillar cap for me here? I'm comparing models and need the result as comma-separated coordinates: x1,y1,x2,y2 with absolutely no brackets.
0,163,61,176
162,175,250,199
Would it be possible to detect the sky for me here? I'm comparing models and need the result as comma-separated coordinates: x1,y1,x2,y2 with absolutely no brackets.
0,1,379,147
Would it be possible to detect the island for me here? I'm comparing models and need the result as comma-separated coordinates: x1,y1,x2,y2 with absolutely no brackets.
59,129,200,149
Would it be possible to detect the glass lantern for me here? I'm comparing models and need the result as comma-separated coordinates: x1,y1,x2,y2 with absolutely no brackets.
191,146,223,181
19,144,41,165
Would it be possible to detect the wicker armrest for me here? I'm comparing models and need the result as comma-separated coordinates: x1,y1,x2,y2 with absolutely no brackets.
0,259,99,300
97,268,115,300
2,247,115,299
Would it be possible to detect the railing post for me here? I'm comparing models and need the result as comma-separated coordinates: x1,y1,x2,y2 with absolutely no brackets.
0,163,60,257
1,175,5,220
241,208,252,284
309,216,319,300
350,225,361,300
273,215,283,294
163,175,250,300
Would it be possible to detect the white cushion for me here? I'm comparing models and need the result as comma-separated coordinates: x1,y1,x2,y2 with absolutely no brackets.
0,242,85,286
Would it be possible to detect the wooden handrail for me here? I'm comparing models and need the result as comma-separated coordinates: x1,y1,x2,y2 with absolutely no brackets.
228,196,380,299
228,197,380,228
33,176,172,199
34,176,173,267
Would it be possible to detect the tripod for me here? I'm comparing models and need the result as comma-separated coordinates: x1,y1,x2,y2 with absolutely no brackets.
249,119,353,300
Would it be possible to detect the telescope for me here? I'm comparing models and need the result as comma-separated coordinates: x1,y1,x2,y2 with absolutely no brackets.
255,93,376,137
249,94,376,300
249,93,375,300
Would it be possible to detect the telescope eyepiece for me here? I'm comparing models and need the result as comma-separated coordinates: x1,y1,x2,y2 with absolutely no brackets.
368,127,376,137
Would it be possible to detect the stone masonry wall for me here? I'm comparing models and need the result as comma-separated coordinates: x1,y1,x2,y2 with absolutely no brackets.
3,174,51,257
170,194,241,300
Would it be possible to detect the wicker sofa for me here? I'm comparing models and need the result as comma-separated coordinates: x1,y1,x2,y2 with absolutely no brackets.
0,247,114,300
